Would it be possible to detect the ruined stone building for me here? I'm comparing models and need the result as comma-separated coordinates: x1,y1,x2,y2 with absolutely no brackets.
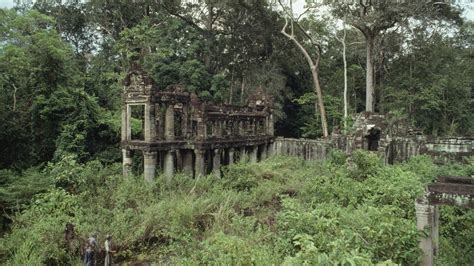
415,176,473,266
121,64,274,181
274,112,473,164
121,64,472,181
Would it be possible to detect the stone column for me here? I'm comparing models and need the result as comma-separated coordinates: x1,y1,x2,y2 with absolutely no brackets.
275,140,282,155
182,106,189,138
163,150,175,181
195,149,206,177
122,149,132,177
228,148,235,165
211,121,216,137
165,104,175,140
249,146,258,163
240,147,248,163
215,121,222,137
260,144,267,160
126,104,132,140
197,119,206,140
158,105,166,140
221,120,229,136
415,197,438,266
262,115,268,135
182,150,194,176
121,105,128,142
432,205,440,257
144,103,156,141
212,149,221,177
267,143,274,157
239,120,244,136
268,113,274,136
252,119,257,135
143,151,157,182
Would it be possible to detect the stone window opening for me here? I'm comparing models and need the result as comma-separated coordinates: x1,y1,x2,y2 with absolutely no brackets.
175,112,183,139
129,104,145,140
207,122,213,137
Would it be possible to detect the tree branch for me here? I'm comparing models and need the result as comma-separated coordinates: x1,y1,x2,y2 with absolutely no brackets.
159,3,208,36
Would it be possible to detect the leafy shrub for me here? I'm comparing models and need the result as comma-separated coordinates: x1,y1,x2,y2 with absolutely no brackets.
436,206,474,265
349,150,383,181
276,199,421,265
222,163,260,191
194,232,277,265
328,149,348,166
2,188,80,265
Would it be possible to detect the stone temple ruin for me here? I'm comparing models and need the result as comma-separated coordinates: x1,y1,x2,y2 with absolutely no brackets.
121,64,473,181
121,63,274,181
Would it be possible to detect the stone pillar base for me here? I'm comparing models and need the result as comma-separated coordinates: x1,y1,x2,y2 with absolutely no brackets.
260,144,267,160
143,151,157,182
415,196,438,266
163,150,175,182
195,149,206,178
122,149,133,177
213,149,221,178
182,150,193,176
249,146,258,163
228,148,235,165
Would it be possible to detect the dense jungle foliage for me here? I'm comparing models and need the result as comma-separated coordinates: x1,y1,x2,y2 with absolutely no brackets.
0,1,473,265
0,152,473,265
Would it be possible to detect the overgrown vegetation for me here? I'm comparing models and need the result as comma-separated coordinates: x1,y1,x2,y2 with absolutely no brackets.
0,1,472,265
1,152,472,265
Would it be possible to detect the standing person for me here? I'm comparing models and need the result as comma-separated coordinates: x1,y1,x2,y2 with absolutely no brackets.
104,235,115,266
84,233,97,266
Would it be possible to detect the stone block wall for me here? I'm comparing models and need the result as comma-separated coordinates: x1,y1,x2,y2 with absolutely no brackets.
273,137,332,161
424,137,473,163
273,136,473,164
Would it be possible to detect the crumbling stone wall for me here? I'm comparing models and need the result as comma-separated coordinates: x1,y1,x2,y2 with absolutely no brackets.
424,137,473,163
273,137,332,161
274,112,473,164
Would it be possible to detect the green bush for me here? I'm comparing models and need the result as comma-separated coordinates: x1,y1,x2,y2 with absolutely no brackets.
194,232,277,265
349,150,383,181
2,188,80,265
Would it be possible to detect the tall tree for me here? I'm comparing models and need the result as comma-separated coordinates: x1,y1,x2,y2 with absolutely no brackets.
279,1,329,137
326,0,462,112
334,15,349,131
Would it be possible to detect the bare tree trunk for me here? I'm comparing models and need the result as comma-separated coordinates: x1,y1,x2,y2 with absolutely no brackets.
379,49,385,113
366,35,375,112
204,2,214,70
281,18,328,137
335,16,348,131
312,65,329,137
339,17,348,132
409,56,413,119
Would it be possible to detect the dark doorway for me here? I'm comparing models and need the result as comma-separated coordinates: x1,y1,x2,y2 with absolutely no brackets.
366,127,381,151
